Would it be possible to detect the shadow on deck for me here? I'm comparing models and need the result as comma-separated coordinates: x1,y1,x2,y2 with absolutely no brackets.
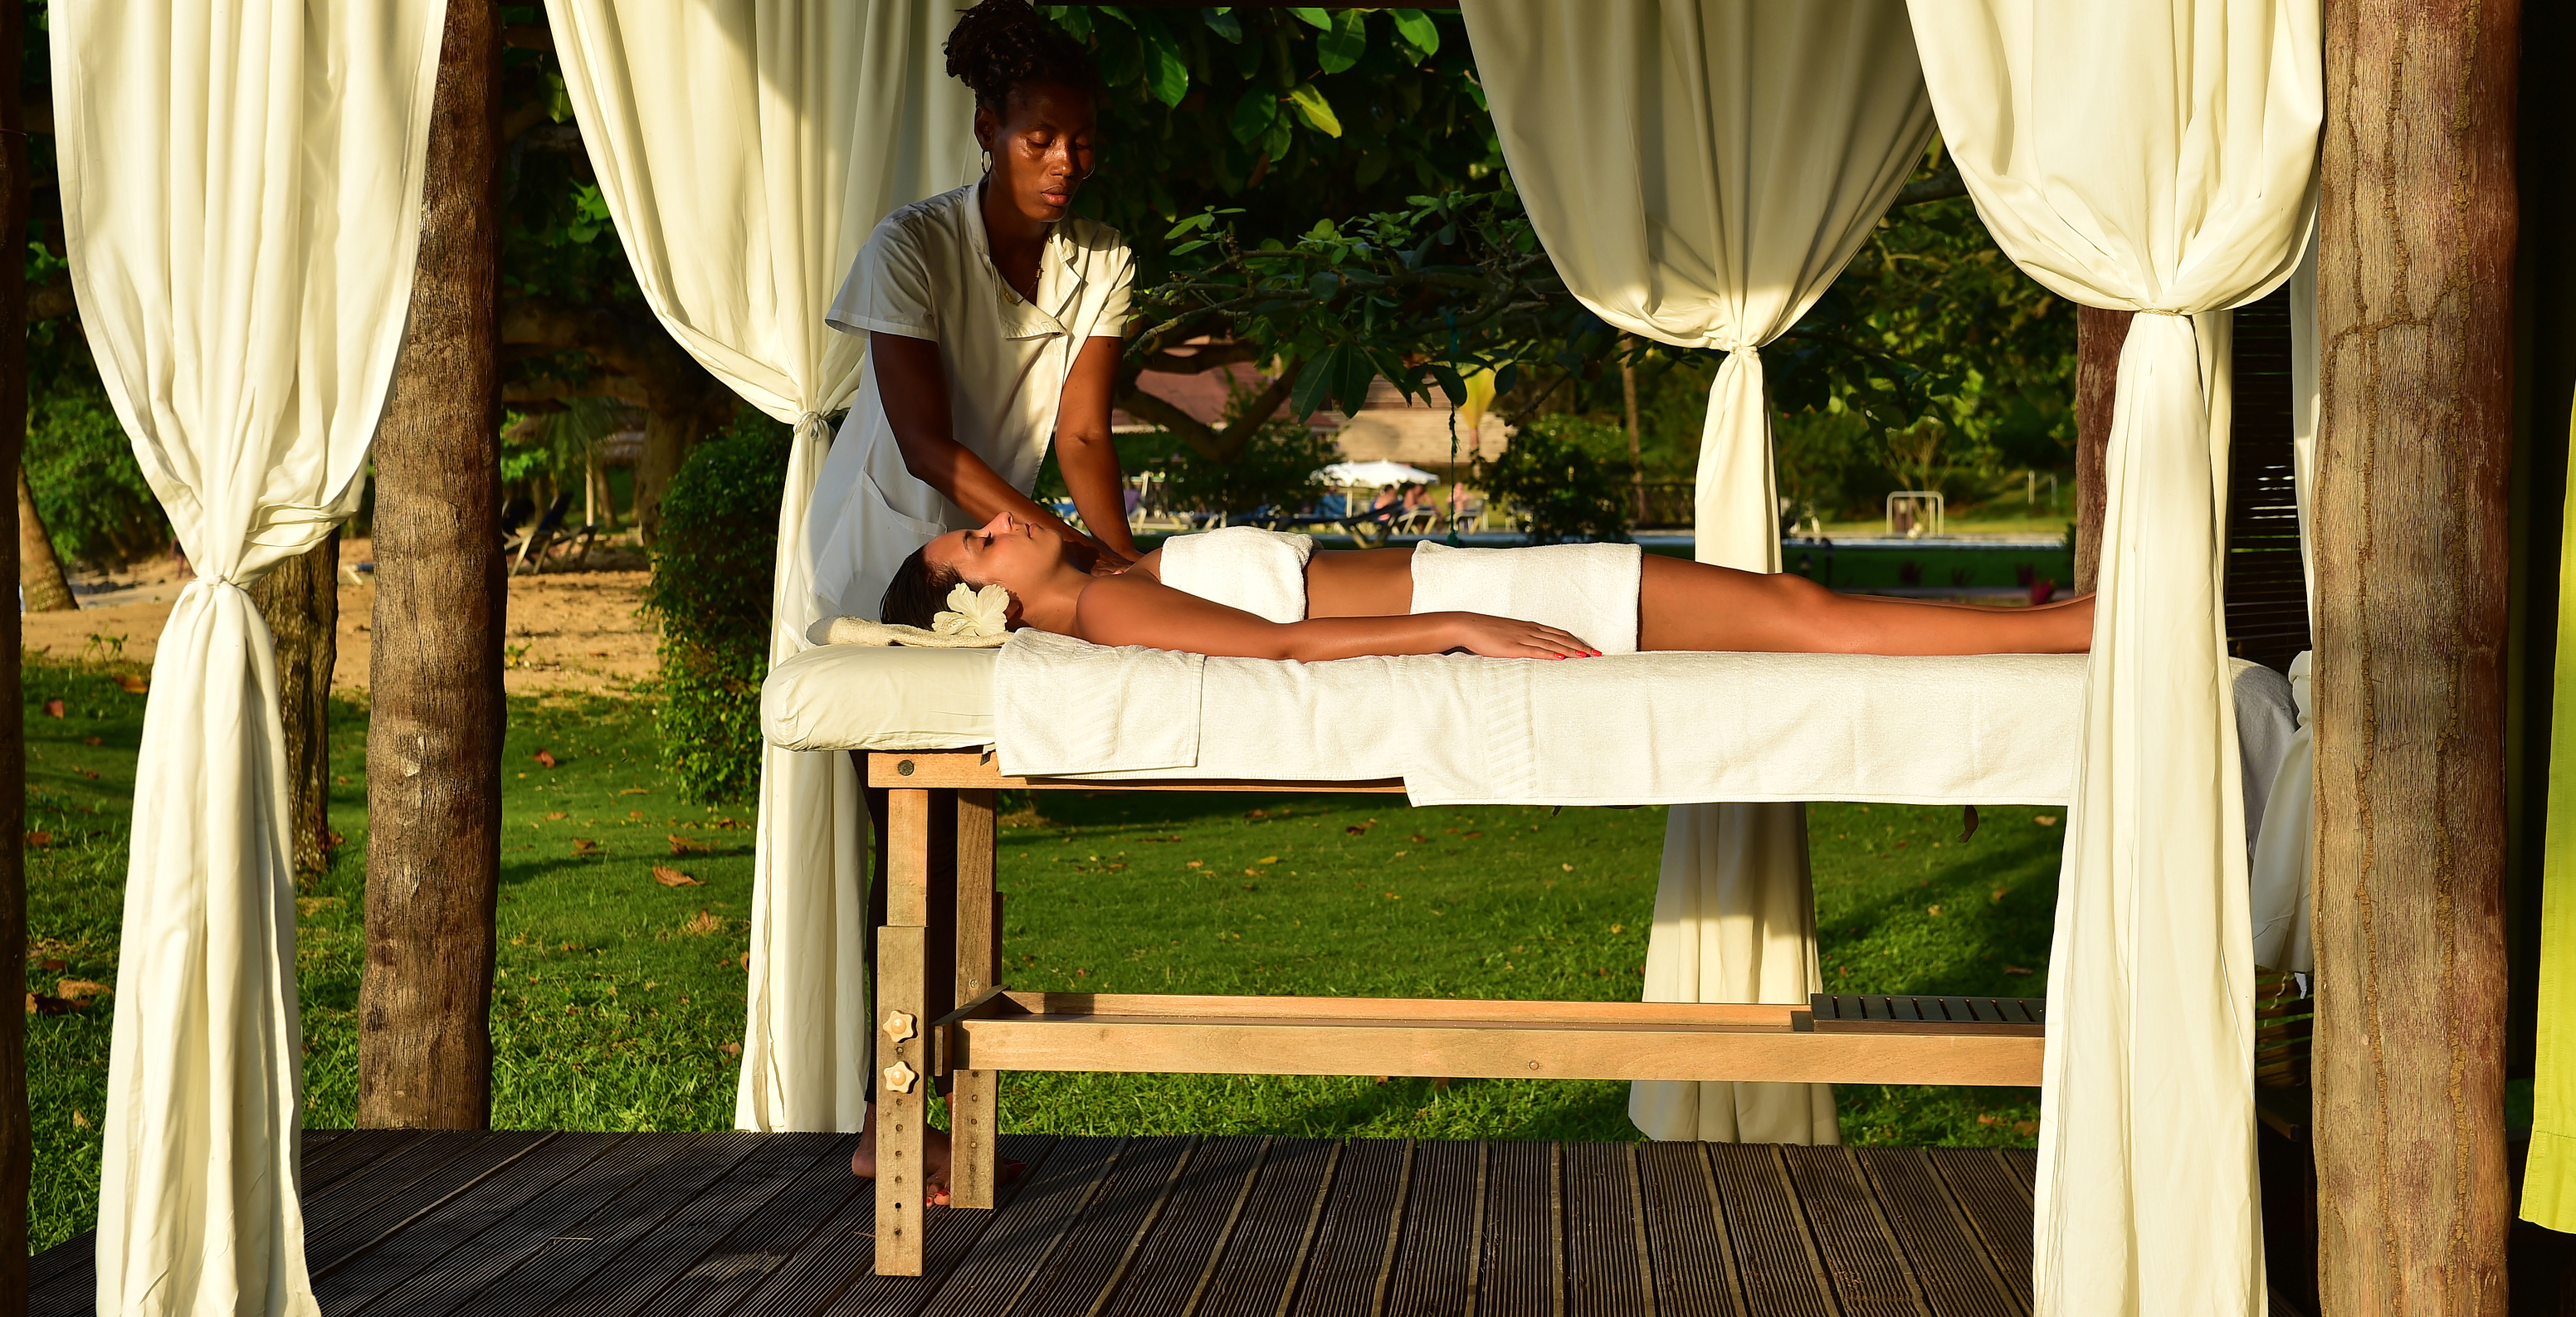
31,1129,2039,1316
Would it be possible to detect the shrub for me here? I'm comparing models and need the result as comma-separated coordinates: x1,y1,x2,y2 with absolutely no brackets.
1473,413,1635,544
1159,418,1336,519
642,409,786,804
26,379,168,568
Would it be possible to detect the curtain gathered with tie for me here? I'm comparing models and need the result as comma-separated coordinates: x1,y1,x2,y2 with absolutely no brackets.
1905,1,2320,1309
55,3,449,1313
543,0,972,1133
1460,0,1934,1144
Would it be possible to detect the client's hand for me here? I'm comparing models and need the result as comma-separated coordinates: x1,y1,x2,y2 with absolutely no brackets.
1444,614,1601,660
1088,549,1135,577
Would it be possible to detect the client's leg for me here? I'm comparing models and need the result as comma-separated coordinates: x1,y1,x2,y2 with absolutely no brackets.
1636,555,2094,655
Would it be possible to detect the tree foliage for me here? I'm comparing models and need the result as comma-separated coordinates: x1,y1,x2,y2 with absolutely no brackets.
1471,413,1635,544
639,412,788,804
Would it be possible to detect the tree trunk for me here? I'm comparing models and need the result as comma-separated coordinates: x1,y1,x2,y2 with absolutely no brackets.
359,0,505,1131
0,0,31,1296
1621,339,1644,523
2071,306,2130,595
249,531,337,881
16,466,71,612
2312,0,2519,1310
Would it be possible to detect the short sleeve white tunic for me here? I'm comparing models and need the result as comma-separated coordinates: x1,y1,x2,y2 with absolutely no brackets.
806,181,1134,622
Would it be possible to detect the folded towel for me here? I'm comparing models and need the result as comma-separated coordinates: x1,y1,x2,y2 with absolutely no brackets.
804,615,1007,648
1158,526,1315,622
1408,539,1644,654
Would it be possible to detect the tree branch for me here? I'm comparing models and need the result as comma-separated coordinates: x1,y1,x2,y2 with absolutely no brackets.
1115,363,1300,463
1893,168,1968,208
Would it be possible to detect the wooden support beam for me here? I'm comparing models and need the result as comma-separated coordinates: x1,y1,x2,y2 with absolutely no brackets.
949,993,2043,1088
359,0,506,1131
868,749,1403,794
2072,307,2131,596
2313,0,2520,1308
876,788,933,1276
949,789,1000,1209
0,0,29,1299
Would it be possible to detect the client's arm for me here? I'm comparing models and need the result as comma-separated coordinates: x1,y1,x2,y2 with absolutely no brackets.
1070,573,1598,661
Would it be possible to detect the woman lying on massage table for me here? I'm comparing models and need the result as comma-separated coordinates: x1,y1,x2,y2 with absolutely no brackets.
880,512,2094,656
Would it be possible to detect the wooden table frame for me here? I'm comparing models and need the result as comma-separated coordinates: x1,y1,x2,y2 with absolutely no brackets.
865,749,2042,1276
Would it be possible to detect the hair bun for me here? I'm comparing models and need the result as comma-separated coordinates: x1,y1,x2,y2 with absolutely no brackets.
944,0,1097,113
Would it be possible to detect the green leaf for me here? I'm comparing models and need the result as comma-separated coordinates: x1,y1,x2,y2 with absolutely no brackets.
1202,8,1242,42
1163,212,1213,240
1291,349,1342,419
1287,7,1331,30
1332,345,1378,416
1231,90,1280,146
1317,9,1368,75
1428,362,1468,407
1389,9,1440,58
1141,22,1190,106
1046,6,1091,41
1286,84,1342,138
1262,113,1295,160
1306,271,1343,301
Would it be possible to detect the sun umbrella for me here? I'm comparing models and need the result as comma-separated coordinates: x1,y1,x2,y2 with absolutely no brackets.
1318,460,1441,487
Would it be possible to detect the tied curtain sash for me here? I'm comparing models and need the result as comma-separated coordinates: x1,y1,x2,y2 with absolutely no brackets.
541,0,972,1132
1460,0,1934,1144
55,3,449,1313
1905,0,2320,1309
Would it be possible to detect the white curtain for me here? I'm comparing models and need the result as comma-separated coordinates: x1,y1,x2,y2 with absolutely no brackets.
2251,232,2320,975
1461,0,1934,1144
1907,1,2320,1310
56,3,448,1314
542,0,973,1132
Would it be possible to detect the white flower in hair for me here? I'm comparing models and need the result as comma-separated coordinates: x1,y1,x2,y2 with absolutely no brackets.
932,583,1012,637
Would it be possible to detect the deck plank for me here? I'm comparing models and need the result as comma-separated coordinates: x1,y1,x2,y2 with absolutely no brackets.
1476,1141,1559,1317
916,1135,1125,1317
1194,1138,1342,1317
622,1134,861,1317
1564,1143,1648,1317
727,1133,1056,1317
439,1132,765,1317
1095,1135,1269,1317
1929,1150,2034,1306
1289,1138,1412,1317
1780,1146,1929,1317
308,1132,557,1276
1853,1149,2023,1317
324,1133,625,1315
1998,1150,2035,1195
1705,1145,1836,1317
1007,1134,1195,1317
547,1133,844,1317
1636,1143,1744,1317
1383,1140,1482,1317
353,1133,716,1317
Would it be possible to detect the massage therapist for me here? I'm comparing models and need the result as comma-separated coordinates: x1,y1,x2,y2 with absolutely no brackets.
807,0,1138,628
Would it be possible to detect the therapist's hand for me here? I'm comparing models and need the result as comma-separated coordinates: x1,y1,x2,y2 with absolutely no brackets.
1088,548,1136,576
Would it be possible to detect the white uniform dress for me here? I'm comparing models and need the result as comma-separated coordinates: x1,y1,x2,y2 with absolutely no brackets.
807,180,1134,623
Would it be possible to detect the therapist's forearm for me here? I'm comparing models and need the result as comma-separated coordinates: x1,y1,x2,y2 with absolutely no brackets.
1055,427,1135,559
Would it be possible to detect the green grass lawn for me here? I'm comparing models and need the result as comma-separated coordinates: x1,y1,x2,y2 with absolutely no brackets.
22,654,2061,1253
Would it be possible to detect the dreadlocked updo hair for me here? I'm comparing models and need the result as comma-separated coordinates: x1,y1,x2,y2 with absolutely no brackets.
880,544,966,631
944,0,1098,115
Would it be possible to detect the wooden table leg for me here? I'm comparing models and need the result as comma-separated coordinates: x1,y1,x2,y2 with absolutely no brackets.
875,787,931,1276
950,788,1000,1208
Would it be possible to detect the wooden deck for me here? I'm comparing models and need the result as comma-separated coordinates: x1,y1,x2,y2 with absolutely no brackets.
31,1129,2039,1316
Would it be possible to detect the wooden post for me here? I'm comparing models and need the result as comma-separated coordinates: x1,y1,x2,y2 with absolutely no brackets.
876,788,933,1275
0,0,30,1298
359,0,505,1130
249,530,338,880
2312,0,2520,1309
2071,306,2131,595
950,788,1000,1208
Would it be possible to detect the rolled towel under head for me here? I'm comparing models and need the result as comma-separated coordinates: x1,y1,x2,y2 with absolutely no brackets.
1408,539,1643,654
1157,525,1315,622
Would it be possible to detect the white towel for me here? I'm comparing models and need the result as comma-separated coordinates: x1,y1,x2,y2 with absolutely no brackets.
1409,539,1643,654
1157,526,1315,622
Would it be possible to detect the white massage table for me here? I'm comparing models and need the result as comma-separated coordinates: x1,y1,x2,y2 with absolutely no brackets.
762,640,2298,1272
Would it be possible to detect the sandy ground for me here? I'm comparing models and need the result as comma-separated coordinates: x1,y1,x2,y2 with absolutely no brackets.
22,538,665,696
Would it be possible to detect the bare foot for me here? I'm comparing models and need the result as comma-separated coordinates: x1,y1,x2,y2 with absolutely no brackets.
851,1122,954,1206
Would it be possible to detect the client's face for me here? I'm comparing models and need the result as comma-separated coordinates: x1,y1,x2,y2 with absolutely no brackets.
929,511,1061,594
